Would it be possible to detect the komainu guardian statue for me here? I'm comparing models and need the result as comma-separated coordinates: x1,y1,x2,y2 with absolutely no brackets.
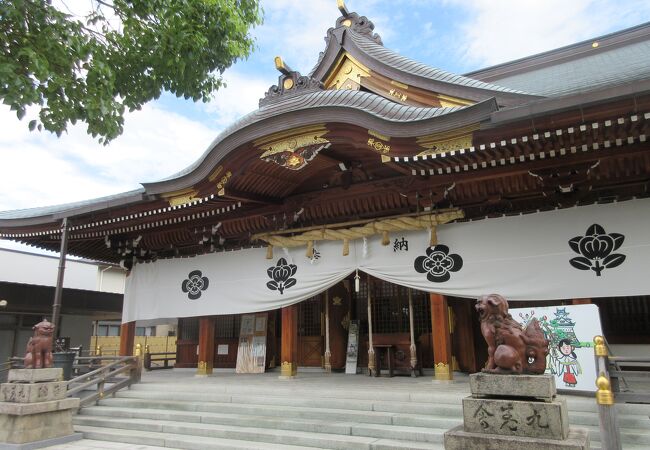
476,294,549,374
23,319,55,369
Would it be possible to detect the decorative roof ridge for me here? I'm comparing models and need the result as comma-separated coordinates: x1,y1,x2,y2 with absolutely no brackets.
259,57,324,107
344,29,537,97
309,2,382,78
332,0,382,46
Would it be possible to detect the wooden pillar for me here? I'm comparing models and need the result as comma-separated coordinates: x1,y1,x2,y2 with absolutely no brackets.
430,293,453,380
197,316,215,376
280,304,298,378
119,321,136,356
324,291,332,373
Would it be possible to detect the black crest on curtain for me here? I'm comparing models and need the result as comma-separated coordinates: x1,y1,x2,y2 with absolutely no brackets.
266,258,298,294
568,224,625,276
181,270,210,300
414,244,463,283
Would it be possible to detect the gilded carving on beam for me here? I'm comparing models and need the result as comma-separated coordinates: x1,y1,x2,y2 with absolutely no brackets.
216,170,233,196
367,130,391,154
163,188,199,207
390,80,409,90
324,53,370,91
388,88,408,102
416,124,478,156
257,125,330,171
437,93,474,107
367,138,391,154
208,165,224,182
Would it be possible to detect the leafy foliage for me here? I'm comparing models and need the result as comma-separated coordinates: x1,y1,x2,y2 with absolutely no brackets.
0,0,262,144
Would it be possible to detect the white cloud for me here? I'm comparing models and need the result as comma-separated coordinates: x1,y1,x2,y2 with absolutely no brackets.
258,0,395,73
0,104,216,212
446,0,650,67
204,70,271,129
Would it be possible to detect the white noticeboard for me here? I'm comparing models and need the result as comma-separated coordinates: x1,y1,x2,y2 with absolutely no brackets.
511,304,603,392
217,344,229,355
345,320,360,374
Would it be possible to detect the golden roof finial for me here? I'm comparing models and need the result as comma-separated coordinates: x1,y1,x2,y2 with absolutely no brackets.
274,56,293,76
337,0,349,16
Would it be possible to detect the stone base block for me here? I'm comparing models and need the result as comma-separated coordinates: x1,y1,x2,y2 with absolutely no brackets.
0,398,79,416
0,432,82,450
444,425,590,450
0,409,75,444
7,369,62,384
1,381,67,403
462,396,569,440
470,373,556,401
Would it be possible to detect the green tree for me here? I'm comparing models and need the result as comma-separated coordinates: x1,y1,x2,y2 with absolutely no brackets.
0,0,262,144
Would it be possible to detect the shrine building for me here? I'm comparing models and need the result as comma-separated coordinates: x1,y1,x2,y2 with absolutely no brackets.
1,3,649,379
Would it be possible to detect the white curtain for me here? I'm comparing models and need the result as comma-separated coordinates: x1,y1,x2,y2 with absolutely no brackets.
123,198,650,322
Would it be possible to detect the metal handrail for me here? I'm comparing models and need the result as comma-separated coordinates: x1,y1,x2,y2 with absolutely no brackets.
66,355,141,409
593,335,622,450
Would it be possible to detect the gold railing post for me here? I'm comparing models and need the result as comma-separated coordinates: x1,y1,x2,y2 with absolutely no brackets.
593,335,621,450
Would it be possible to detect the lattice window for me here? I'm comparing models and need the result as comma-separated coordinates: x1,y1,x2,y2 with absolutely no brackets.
598,295,650,338
179,317,199,340
215,314,241,338
299,296,322,336
354,276,430,335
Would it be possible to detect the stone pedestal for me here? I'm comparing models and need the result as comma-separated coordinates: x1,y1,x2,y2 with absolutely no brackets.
0,369,81,449
444,373,589,449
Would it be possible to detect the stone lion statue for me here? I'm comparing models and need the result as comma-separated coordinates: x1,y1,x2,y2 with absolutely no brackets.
24,319,54,369
476,294,549,375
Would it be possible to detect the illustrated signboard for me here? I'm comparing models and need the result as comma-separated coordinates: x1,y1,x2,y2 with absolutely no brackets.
235,313,268,373
345,320,360,374
511,304,602,392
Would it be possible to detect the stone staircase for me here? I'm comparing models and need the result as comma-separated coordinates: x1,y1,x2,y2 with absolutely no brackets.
71,371,650,450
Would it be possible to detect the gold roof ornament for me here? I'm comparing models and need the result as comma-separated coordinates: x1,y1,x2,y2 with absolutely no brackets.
337,0,349,16
274,56,292,75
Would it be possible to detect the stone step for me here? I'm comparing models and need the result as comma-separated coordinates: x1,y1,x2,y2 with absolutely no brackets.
131,381,466,404
74,425,323,449
81,405,462,433
98,396,460,425
113,389,463,415
73,415,446,450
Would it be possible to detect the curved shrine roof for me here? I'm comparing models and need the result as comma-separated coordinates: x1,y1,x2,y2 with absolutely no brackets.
1,11,648,228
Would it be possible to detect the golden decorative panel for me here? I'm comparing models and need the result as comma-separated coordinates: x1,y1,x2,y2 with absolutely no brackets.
416,124,478,156
256,125,330,171
216,170,233,196
163,188,199,207
367,138,391,154
367,130,391,154
437,93,474,107
324,53,371,90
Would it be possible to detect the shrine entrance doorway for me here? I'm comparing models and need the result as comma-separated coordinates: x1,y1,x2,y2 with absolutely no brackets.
298,295,323,367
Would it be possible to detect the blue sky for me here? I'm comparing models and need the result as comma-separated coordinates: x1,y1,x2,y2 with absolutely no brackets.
1,0,650,252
